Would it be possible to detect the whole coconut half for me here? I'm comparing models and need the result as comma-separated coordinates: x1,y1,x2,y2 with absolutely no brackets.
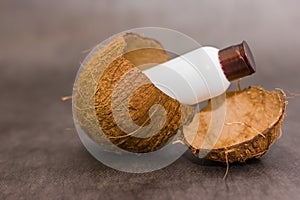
183,86,286,163
73,33,194,153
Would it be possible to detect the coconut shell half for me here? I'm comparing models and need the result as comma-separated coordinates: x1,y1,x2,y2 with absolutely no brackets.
183,86,286,163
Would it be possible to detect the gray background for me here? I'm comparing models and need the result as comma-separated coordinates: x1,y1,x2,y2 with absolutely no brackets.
0,0,299,199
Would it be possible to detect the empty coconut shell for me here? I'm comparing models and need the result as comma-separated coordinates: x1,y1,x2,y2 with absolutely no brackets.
183,86,286,163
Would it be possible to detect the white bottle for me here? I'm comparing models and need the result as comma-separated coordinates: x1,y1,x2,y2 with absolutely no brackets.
143,41,256,105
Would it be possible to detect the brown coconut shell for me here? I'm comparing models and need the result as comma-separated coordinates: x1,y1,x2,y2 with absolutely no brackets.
183,86,286,163
73,33,194,153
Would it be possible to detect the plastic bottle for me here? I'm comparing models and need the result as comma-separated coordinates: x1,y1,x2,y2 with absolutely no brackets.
143,41,256,105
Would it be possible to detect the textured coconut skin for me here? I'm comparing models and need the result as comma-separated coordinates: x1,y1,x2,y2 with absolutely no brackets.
73,36,125,150
94,57,188,153
185,87,286,163
74,33,194,153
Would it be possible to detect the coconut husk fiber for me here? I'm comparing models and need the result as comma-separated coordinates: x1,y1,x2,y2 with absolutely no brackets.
183,86,286,163
73,33,195,153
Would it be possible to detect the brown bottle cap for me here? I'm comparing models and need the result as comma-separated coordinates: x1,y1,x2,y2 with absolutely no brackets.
218,41,256,81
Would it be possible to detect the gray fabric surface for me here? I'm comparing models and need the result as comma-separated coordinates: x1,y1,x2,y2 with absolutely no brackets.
1,1,299,199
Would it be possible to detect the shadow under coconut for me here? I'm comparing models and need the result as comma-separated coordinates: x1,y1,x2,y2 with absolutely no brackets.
183,150,262,167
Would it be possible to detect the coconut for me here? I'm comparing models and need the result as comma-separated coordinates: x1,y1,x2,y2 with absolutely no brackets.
73,33,194,153
73,32,286,158
183,86,286,163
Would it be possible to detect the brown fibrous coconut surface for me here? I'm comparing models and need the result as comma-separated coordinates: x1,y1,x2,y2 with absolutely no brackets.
73,33,194,153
